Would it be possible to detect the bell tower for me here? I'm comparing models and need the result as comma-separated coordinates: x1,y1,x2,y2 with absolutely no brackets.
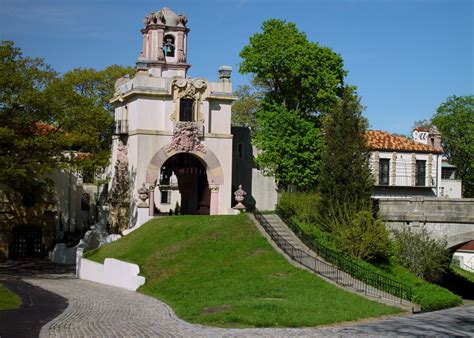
136,7,190,78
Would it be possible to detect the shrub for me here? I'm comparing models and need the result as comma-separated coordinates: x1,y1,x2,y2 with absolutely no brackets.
328,208,390,262
278,191,321,225
391,226,450,283
413,283,462,312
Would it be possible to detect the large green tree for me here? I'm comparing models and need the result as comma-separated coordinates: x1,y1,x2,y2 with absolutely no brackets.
240,19,346,117
432,95,474,197
0,40,64,193
0,40,133,194
239,19,346,189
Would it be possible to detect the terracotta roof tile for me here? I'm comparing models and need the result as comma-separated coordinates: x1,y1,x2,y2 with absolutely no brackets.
366,130,443,153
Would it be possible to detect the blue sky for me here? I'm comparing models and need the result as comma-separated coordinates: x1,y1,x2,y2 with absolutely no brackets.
1,0,472,134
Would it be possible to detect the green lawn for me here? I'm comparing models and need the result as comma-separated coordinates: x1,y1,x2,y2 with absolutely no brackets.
86,214,401,328
0,283,21,311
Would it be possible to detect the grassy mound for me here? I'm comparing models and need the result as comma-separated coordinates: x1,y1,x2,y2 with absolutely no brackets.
86,214,401,328
0,283,21,311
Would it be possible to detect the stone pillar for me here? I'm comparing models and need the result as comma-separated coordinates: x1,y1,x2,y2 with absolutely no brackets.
209,185,220,215
390,152,397,186
176,30,185,62
411,153,417,186
373,151,379,185
156,28,165,61
427,153,433,187
149,185,155,216
141,32,147,58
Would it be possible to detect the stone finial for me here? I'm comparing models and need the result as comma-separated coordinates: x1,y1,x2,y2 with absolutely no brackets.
233,185,247,211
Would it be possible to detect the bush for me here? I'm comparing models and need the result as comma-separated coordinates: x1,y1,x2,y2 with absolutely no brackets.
413,283,462,312
278,191,321,225
391,226,450,283
328,208,390,262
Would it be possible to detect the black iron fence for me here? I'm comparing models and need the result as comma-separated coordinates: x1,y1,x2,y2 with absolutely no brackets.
253,209,412,303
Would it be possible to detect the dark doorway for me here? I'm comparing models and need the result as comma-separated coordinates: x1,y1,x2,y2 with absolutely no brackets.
161,153,210,215
9,226,44,259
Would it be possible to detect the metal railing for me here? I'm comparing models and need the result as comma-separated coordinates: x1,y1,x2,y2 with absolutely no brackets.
253,209,412,303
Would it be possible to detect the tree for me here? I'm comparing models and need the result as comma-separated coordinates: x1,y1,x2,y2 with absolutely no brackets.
0,40,65,194
240,19,346,117
253,101,322,190
46,65,134,180
318,87,373,214
239,19,346,189
0,40,133,195
432,95,474,197
231,85,260,136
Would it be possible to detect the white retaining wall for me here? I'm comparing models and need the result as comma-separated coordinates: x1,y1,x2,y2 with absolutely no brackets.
77,251,145,291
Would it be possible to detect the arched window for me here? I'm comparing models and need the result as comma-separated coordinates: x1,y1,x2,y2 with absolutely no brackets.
163,34,175,57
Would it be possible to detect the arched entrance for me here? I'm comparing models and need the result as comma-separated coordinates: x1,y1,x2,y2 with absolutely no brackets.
160,153,210,215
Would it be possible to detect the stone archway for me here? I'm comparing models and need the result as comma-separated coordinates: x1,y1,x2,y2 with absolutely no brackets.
146,146,224,215
160,153,210,215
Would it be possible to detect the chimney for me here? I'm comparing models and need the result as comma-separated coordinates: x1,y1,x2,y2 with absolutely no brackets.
429,125,442,149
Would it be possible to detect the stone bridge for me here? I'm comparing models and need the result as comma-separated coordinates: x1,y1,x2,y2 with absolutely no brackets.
375,197,474,249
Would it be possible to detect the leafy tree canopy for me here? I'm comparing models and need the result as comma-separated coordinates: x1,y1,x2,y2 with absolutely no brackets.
231,84,260,136
0,40,133,193
253,101,322,190
432,95,474,197
239,19,346,118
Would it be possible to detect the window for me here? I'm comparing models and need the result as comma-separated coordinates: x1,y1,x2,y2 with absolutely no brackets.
379,159,390,185
238,143,243,159
442,167,455,180
179,98,194,122
416,160,426,186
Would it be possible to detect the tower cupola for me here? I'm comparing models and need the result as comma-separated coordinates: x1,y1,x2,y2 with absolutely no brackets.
137,7,190,77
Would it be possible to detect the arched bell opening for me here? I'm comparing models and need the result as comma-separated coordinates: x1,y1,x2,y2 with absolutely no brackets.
159,153,210,215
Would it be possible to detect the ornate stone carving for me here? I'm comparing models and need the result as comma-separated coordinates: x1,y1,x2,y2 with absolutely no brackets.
177,14,188,27
171,78,208,122
233,185,247,210
209,185,220,192
166,122,206,154
137,183,149,208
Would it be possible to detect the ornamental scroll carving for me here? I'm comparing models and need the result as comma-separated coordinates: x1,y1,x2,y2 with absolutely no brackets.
170,78,208,123
166,122,206,154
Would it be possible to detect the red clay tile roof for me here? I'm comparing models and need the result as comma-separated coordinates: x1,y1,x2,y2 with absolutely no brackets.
366,130,443,153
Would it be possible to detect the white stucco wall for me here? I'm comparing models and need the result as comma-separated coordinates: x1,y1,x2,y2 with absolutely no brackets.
371,151,442,198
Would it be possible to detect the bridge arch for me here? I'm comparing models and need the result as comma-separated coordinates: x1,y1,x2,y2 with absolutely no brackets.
446,231,474,250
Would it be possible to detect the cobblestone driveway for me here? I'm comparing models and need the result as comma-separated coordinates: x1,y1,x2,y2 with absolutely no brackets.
25,277,474,337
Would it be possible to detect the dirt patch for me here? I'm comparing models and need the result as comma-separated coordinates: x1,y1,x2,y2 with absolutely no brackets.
251,248,267,256
201,304,232,315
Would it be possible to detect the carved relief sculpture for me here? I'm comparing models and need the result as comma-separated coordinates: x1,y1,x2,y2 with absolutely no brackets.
166,122,206,154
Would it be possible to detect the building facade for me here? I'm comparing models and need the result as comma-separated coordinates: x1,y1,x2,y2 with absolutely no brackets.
109,8,237,229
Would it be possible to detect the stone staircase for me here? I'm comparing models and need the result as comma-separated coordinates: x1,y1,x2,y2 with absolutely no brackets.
252,213,420,312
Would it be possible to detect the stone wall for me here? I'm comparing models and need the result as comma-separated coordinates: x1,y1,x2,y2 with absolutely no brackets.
376,197,474,248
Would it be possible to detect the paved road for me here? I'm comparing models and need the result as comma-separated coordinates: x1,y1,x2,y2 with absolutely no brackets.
23,277,474,337
0,280,68,338
2,260,473,337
